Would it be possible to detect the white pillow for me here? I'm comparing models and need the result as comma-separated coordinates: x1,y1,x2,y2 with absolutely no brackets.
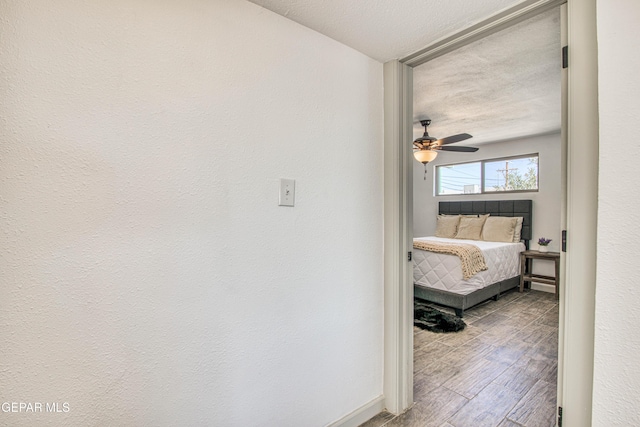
512,217,524,242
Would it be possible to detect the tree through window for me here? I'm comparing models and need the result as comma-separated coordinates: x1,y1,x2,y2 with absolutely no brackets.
484,156,538,192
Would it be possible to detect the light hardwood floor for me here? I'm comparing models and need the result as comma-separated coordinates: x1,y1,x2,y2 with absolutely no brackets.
361,289,559,427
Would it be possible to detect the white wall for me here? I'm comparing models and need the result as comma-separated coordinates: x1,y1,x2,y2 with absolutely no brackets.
0,1,384,426
413,133,561,285
593,1,640,425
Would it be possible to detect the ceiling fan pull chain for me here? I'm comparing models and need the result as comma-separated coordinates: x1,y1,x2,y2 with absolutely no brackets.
424,164,428,180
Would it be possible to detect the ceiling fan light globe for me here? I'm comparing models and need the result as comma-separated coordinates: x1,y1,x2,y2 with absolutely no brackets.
413,150,438,164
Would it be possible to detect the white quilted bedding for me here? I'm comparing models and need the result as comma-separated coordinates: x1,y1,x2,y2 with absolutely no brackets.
413,236,525,295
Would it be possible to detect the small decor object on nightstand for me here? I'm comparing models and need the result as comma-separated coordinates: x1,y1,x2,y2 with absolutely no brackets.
538,237,552,252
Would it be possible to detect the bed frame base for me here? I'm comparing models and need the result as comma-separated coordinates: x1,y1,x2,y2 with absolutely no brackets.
414,275,520,318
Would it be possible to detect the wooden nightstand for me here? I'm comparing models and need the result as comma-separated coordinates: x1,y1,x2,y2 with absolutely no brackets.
520,250,561,298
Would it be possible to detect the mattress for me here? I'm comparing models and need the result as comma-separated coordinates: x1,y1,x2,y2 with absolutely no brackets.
413,236,525,296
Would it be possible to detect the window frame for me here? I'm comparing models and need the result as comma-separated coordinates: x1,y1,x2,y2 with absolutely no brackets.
435,153,539,196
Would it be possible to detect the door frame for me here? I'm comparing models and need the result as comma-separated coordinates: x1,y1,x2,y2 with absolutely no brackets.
382,0,599,424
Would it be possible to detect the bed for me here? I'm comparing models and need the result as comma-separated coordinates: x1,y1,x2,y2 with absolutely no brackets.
413,200,532,317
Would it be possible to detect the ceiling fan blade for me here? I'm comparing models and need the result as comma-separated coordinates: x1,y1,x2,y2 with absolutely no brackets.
435,133,473,145
436,145,479,152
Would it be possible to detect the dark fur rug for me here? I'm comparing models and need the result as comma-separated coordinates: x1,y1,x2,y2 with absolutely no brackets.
414,300,466,333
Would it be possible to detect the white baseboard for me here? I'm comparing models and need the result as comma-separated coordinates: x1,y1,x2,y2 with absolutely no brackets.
325,395,385,427
531,282,555,293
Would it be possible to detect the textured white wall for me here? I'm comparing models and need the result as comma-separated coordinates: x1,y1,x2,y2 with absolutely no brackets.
413,133,562,282
593,1,640,425
0,1,384,425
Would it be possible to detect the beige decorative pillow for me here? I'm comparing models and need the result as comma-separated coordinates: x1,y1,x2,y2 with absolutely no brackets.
434,215,460,238
454,215,489,240
482,216,518,243
512,217,524,242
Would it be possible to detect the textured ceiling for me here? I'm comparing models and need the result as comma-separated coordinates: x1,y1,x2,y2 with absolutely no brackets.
413,8,561,145
247,0,525,62
247,0,561,146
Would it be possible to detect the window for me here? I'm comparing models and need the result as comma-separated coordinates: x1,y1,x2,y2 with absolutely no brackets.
484,155,538,192
436,162,482,195
435,154,538,196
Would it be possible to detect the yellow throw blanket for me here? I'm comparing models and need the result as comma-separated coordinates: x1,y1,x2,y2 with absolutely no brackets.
413,239,488,280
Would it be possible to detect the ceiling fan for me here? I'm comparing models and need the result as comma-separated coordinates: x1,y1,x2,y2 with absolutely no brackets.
413,119,478,178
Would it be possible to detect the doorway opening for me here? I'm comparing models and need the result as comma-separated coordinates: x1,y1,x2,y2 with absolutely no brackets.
409,6,564,426
382,0,600,425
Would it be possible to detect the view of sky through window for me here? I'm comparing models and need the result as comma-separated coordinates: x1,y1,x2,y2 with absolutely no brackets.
437,162,481,195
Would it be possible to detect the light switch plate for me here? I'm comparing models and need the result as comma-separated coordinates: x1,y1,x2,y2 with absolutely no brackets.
279,178,295,207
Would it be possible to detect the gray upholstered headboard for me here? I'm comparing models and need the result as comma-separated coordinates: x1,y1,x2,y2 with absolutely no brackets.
439,200,533,248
